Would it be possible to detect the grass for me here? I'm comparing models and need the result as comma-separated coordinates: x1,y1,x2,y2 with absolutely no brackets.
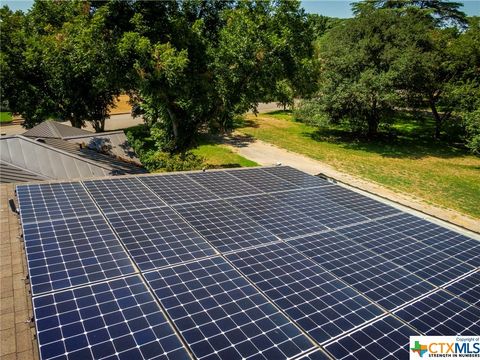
192,137,258,169
125,125,257,171
236,110,480,218
0,112,12,123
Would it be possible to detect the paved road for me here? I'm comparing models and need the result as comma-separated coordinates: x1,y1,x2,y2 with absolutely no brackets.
0,103,282,136
0,113,144,136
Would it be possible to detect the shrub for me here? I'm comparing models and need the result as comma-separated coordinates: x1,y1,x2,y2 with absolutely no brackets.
141,150,205,172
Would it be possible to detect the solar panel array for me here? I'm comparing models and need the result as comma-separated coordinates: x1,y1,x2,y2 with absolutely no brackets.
16,166,480,360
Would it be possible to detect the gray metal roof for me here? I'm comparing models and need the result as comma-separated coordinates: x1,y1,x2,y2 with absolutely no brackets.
0,135,145,183
0,161,48,183
42,138,145,175
23,120,92,139
65,131,141,164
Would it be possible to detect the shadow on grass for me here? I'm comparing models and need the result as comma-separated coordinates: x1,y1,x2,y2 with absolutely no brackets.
303,112,470,160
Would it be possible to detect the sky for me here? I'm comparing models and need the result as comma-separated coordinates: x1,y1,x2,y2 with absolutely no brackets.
1,0,479,18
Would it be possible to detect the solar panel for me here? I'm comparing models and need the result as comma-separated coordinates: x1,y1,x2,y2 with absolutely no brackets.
144,257,315,360
272,189,369,229
226,242,385,344
83,177,165,214
139,173,219,205
187,171,263,198
33,275,190,360
377,213,480,267
15,166,480,360
105,207,216,271
325,316,417,360
297,350,331,360
229,168,300,192
312,185,401,219
262,166,332,189
173,199,279,253
337,223,475,286
444,271,480,307
23,215,136,296
393,290,480,335
226,194,328,240
289,232,435,310
16,182,100,224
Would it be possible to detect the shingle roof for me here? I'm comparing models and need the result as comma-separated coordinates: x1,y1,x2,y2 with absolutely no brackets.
22,120,92,139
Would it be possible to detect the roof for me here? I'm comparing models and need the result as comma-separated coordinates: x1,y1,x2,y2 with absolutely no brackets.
0,135,145,183
22,121,142,165
65,131,141,164
0,161,48,183
22,120,92,139
42,138,145,174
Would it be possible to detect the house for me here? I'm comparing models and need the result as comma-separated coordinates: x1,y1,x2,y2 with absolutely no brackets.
0,121,145,183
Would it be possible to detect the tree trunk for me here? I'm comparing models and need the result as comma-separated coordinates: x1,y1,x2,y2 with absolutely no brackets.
429,97,441,139
367,101,379,138
367,117,379,138
70,117,82,128
166,107,180,144
92,119,105,133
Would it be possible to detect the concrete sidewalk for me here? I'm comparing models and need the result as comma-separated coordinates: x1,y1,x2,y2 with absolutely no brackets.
223,133,480,234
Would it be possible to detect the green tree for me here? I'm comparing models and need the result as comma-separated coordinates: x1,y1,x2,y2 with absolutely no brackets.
298,6,418,136
360,0,470,139
41,6,124,131
117,0,313,151
0,6,55,127
1,1,123,131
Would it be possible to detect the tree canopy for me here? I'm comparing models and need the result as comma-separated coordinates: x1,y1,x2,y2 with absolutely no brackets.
1,0,478,154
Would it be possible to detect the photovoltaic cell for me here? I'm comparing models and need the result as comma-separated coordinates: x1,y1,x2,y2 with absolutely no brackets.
337,223,475,287
33,276,190,360
377,214,480,268
23,215,136,295
262,166,332,189
325,316,417,360
312,185,400,220
140,174,219,205
187,171,262,198
17,182,100,224
444,271,480,307
173,200,278,253
272,189,369,229
144,257,315,360
394,290,480,335
229,168,300,192
83,177,164,214
289,232,434,310
227,194,327,240
105,207,216,271
226,242,385,344
297,350,331,360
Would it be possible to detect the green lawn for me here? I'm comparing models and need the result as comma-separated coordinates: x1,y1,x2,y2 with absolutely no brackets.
237,111,480,218
192,141,258,169
0,112,12,123
125,125,257,171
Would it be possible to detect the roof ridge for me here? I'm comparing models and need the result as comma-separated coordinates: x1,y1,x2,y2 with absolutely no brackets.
46,120,62,138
